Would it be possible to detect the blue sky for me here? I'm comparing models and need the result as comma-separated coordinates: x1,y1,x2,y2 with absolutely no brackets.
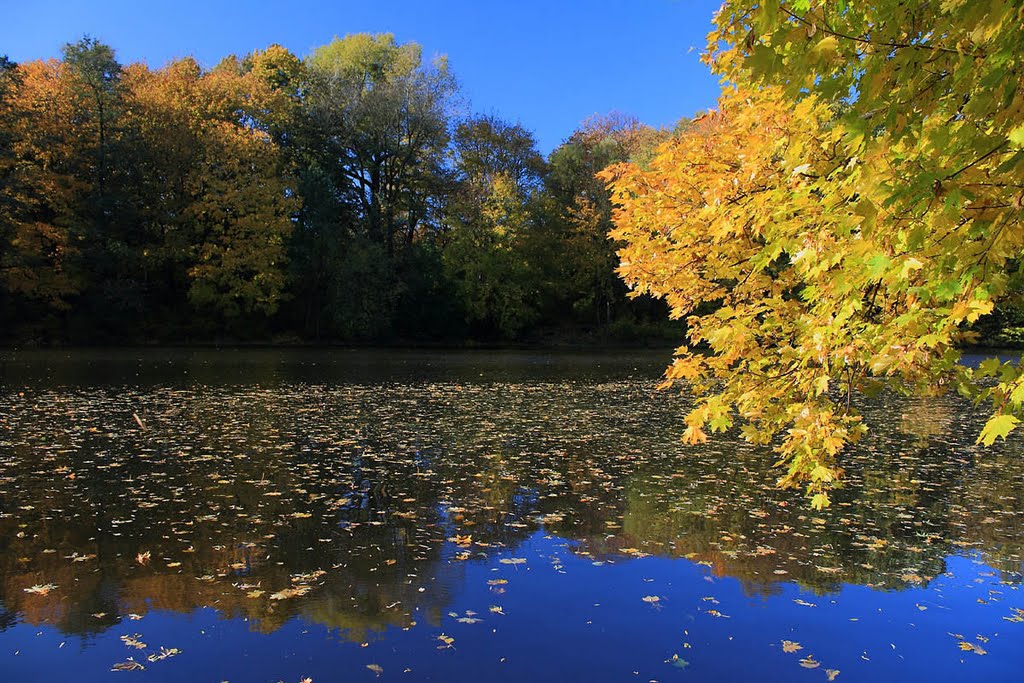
2,0,725,154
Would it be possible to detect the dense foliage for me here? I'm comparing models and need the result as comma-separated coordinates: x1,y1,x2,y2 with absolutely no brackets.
604,1,1024,506
0,34,674,345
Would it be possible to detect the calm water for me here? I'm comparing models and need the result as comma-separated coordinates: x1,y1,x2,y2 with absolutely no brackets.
0,349,1022,682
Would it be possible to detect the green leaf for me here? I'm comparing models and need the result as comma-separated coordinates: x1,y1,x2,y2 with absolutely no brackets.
977,357,1001,377
977,414,1020,446
866,254,890,279
811,36,839,57
1009,123,1024,147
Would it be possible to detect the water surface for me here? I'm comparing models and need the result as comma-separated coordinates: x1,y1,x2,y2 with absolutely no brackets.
0,349,1022,681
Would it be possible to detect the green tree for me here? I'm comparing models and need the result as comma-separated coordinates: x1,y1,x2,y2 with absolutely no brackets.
281,34,461,341
444,173,540,338
443,116,547,338
60,37,121,202
305,33,456,255
544,115,670,329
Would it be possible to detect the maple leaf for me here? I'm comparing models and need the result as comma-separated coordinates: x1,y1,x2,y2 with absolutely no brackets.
781,640,802,653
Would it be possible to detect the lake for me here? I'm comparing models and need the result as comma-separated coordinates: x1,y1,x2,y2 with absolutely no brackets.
0,349,1022,682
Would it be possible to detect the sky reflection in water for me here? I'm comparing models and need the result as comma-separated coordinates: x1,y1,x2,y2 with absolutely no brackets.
0,350,1022,682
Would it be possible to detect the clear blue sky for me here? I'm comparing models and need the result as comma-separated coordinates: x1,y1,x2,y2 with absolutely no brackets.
2,0,725,154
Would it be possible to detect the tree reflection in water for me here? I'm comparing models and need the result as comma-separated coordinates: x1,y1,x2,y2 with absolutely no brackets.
0,351,1021,679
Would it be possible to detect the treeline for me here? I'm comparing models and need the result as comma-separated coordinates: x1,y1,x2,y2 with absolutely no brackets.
0,34,678,345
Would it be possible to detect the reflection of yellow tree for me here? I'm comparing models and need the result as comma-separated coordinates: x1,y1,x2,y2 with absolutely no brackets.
899,400,954,447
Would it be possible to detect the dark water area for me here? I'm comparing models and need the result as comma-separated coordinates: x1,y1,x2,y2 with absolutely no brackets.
0,349,1022,682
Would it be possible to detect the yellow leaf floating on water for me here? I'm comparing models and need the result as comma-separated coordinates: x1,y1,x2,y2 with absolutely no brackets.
270,585,312,600
366,664,383,675
958,641,987,655
825,669,840,681
499,558,526,566
146,647,181,662
799,655,820,669
781,640,802,653
437,634,455,649
111,659,145,672
24,583,57,595
120,634,147,650
641,595,661,604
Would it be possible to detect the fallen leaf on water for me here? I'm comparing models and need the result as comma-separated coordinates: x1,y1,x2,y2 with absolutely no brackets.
958,641,987,655
641,595,661,604
111,659,145,672
24,584,57,596
1005,608,1024,623
146,647,181,662
667,654,689,669
825,669,840,681
499,558,526,566
120,634,146,650
270,585,312,600
782,640,802,653
366,664,383,675
800,655,821,669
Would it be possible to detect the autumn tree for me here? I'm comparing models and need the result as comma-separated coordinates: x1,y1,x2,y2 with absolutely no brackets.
604,1,1024,507
0,56,85,331
545,114,670,329
124,56,294,329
